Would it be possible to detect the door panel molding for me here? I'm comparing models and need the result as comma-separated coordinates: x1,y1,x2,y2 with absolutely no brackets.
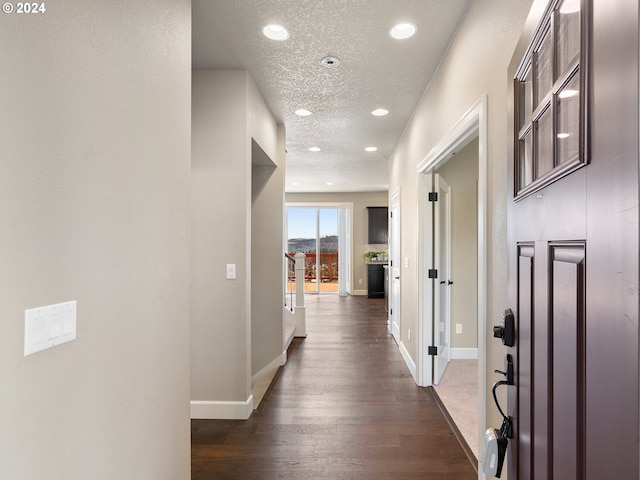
549,242,586,480
514,243,534,479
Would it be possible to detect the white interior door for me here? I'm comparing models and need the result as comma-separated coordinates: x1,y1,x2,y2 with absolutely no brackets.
433,175,451,384
389,193,400,342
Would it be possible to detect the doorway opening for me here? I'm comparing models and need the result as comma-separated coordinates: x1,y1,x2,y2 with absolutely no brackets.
416,96,488,461
433,140,479,458
388,190,401,343
286,204,351,295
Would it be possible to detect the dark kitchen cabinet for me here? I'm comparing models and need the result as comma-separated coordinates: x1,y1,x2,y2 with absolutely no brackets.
367,206,388,244
367,263,385,298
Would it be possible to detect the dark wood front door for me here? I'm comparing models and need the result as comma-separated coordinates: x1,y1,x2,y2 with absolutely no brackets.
506,1,639,478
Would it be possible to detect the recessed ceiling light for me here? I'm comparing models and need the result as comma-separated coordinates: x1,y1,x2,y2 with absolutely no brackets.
309,147,321,152
262,24,290,41
325,182,334,186
365,146,378,152
371,108,389,116
292,182,300,186
557,133,571,139
295,109,312,116
390,23,417,40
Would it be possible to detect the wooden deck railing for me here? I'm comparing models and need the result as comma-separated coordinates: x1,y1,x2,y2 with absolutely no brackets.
284,253,296,311
287,253,338,282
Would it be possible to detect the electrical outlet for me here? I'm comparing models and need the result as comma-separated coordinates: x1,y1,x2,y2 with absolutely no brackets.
456,323,462,334
358,278,362,284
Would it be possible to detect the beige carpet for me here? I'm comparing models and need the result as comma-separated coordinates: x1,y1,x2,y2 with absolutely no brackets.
434,359,479,458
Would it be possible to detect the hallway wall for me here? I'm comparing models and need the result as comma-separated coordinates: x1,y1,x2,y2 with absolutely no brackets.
388,0,533,430
251,138,286,378
191,70,284,419
0,1,192,478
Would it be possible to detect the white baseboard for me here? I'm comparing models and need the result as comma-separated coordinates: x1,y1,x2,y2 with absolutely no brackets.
191,395,254,420
450,347,478,360
351,289,367,296
252,352,286,387
398,340,418,384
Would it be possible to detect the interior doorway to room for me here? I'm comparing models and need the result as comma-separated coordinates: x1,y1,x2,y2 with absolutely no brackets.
286,205,351,295
428,139,480,458
389,191,401,343
417,97,487,460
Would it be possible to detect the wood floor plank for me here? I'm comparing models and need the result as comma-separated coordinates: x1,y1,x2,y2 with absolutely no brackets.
191,295,476,478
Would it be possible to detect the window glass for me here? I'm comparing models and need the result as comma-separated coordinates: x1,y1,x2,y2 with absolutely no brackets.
536,107,554,178
557,71,580,164
535,29,553,107
513,0,587,198
520,66,533,130
557,0,580,76
520,131,533,189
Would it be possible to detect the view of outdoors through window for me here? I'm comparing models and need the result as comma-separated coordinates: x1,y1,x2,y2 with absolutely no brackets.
287,208,339,293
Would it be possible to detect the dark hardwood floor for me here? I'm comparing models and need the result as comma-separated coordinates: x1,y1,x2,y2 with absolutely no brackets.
191,295,476,479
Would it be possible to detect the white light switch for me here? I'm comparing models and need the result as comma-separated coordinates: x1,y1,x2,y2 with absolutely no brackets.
226,264,236,280
24,300,77,356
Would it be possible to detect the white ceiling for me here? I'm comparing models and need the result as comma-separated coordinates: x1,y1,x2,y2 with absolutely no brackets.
192,0,471,193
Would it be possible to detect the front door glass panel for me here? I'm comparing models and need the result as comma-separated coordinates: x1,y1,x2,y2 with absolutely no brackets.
514,0,588,199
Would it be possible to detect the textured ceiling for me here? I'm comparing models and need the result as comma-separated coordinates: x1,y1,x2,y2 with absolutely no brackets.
193,0,471,193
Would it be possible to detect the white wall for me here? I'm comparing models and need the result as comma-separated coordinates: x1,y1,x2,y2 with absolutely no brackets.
191,70,284,418
388,0,533,429
192,71,250,408
285,191,388,294
0,1,192,478
251,138,286,377
248,83,286,383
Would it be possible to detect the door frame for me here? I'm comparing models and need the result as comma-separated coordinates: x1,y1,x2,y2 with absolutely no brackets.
416,95,488,457
389,189,401,342
285,202,354,295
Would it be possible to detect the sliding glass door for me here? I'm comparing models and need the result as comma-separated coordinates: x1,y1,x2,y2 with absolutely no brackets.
286,204,351,295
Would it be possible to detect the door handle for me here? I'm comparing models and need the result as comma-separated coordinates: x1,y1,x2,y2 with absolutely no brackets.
395,276,400,280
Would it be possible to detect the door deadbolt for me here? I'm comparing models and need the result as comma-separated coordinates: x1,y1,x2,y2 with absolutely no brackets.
493,309,515,347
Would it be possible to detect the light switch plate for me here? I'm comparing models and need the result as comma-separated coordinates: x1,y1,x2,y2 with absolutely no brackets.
24,300,77,356
226,264,236,280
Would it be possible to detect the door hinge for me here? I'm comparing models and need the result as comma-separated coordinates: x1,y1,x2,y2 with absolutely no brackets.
428,269,438,279
428,192,438,202
390,308,393,315
428,346,438,356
